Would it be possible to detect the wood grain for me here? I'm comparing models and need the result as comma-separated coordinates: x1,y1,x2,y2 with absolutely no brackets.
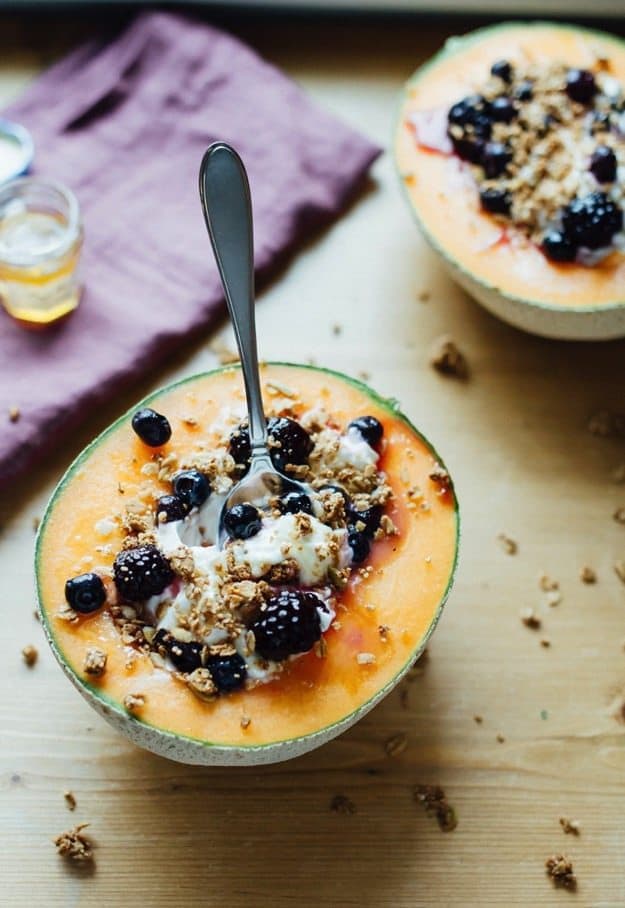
2,13,625,906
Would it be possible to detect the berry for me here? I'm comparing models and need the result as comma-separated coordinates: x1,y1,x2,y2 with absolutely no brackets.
347,527,371,564
515,80,533,101
562,192,623,249
223,503,262,540
65,572,106,614
447,95,485,127
481,142,512,179
449,134,485,164
156,494,188,523
447,95,492,164
479,187,511,215
113,545,173,601
249,590,322,661
490,96,516,123
590,145,617,183
154,629,203,673
207,653,247,692
229,417,313,474
172,469,211,509
490,60,512,83
349,415,383,447
278,491,313,516
565,69,597,104
131,408,171,447
541,230,577,263
350,504,383,538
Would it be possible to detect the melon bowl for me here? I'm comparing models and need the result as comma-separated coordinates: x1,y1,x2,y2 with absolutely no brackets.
395,21,625,341
35,363,459,766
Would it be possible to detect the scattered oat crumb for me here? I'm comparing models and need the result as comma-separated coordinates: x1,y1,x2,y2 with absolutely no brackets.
54,824,93,863
332,323,343,336
429,463,452,494
182,415,198,427
64,791,77,811
418,290,431,303
580,566,597,584
356,652,376,665
358,370,371,382
414,785,457,832
209,339,239,365
240,715,251,730
540,638,551,648
520,608,541,630
8,405,20,423
331,794,356,815
123,692,145,713
21,644,38,667
615,560,625,584
33,610,40,622
539,574,559,592
83,647,107,677
545,854,576,890
429,335,469,380
559,817,581,836
614,506,625,525
546,591,562,607
378,624,390,642
473,715,483,724
385,733,408,757
498,533,518,555
496,733,505,743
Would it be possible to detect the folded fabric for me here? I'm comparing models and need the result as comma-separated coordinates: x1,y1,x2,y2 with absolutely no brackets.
0,11,380,489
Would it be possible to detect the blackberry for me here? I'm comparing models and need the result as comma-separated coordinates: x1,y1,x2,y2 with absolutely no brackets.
278,491,313,516
565,69,597,104
481,142,512,179
154,629,203,674
223,503,262,540
131,408,171,447
348,415,383,447
113,545,173,601
249,590,322,661
350,504,383,538
490,60,512,83
541,230,577,263
590,146,617,183
514,80,533,102
229,417,313,474
156,494,188,523
562,192,623,249
490,96,516,123
207,653,247,692
172,469,211,509
479,187,511,215
65,572,106,614
347,527,371,564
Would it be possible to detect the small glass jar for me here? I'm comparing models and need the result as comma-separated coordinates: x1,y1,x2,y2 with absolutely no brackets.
0,178,83,327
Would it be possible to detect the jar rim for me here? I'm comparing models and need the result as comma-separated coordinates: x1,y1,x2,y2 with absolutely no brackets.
0,177,82,267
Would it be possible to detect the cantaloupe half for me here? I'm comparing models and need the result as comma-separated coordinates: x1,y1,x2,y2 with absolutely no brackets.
36,364,458,766
395,22,625,340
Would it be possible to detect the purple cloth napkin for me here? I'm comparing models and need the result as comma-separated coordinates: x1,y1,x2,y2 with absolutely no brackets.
0,11,380,489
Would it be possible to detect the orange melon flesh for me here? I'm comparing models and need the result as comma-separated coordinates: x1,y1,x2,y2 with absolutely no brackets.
37,364,458,748
395,23,625,308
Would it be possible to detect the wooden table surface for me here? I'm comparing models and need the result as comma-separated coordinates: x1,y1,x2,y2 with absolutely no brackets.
2,12,625,907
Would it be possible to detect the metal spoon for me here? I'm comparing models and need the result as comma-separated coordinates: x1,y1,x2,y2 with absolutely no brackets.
199,142,312,541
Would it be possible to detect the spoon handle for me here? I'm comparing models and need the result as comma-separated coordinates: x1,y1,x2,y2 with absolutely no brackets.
199,142,267,451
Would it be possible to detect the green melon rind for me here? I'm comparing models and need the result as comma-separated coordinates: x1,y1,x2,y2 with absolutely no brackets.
394,21,625,327
35,362,460,764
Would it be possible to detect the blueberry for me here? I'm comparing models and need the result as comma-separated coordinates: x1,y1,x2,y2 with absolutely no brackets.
490,60,512,83
565,69,597,104
590,145,617,183
490,96,516,123
154,629,203,674
131,408,171,447
278,491,313,516
447,95,485,127
65,572,106,614
207,653,247,692
347,527,371,564
449,134,485,164
172,469,211,509
350,504,383,537
156,494,188,523
562,192,623,249
481,142,512,179
113,545,173,601
541,230,577,263
223,503,262,540
479,187,511,215
515,80,533,101
249,590,323,661
229,417,313,474
348,415,383,447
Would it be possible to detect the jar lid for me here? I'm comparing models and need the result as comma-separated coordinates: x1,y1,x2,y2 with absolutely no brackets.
0,119,34,185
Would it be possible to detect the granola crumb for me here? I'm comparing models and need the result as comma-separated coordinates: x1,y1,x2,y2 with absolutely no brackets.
546,591,562,608
356,652,376,665
520,608,541,630
83,647,107,677
429,335,469,380
21,644,38,667
414,785,457,832
54,824,93,863
545,854,576,890
418,290,431,303
559,817,581,836
8,405,20,423
539,574,559,592
429,463,452,494
496,733,505,743
613,506,625,525
473,715,483,724
498,533,518,555
332,322,343,336
580,566,597,584
123,692,145,713
385,732,408,757
378,624,390,642
64,791,77,811
240,715,251,730
540,638,551,648
331,794,356,815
